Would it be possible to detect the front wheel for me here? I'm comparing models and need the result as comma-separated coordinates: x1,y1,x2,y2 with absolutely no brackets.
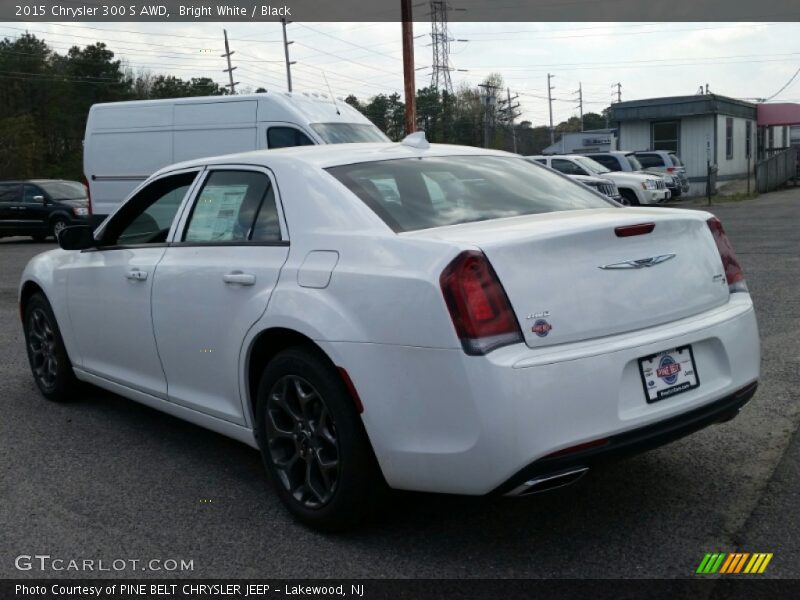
255,347,383,531
51,217,69,240
23,293,80,401
619,189,640,206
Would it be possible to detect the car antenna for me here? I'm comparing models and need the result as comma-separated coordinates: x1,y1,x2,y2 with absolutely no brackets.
323,72,341,115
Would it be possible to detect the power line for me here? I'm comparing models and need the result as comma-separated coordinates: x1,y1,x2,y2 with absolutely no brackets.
765,66,800,101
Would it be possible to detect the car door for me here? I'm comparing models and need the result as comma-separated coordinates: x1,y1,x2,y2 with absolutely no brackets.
65,169,202,397
151,166,290,424
21,184,51,236
0,183,22,235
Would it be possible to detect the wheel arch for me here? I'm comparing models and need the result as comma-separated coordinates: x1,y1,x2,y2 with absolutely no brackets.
19,280,46,321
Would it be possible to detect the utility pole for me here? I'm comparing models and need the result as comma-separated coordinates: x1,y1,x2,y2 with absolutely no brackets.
502,87,520,153
221,29,238,95
478,83,499,148
401,0,416,135
547,73,555,145
575,82,583,131
614,82,622,103
281,18,295,92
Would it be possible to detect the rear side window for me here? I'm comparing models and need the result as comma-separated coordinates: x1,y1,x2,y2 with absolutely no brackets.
327,156,613,233
636,154,664,168
551,159,586,176
590,155,620,171
184,171,280,242
267,127,314,149
0,183,20,202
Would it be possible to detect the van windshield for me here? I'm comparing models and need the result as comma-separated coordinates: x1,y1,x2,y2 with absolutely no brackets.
311,123,390,144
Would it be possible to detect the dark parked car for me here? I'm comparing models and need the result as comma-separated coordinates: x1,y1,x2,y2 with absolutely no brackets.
0,180,90,241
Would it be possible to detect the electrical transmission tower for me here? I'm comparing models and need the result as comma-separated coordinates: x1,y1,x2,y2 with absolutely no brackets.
430,1,453,94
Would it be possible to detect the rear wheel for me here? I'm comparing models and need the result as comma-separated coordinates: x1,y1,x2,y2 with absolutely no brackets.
255,347,383,531
23,293,80,402
619,189,640,206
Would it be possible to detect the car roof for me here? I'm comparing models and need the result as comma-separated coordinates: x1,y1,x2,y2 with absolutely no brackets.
154,142,517,177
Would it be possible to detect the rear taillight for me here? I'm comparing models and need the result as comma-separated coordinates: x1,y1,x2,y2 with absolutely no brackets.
666,166,676,173
82,176,93,216
707,217,747,293
440,250,523,355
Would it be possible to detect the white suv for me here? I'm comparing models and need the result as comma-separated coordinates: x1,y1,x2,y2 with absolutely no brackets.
531,154,669,205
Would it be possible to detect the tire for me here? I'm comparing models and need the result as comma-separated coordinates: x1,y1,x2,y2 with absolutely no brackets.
619,189,640,206
50,217,69,240
22,293,80,402
255,346,383,531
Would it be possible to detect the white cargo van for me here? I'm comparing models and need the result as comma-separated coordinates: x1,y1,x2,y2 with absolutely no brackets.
83,92,389,218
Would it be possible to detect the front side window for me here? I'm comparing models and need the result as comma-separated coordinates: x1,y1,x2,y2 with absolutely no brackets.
626,154,644,171
101,172,198,246
23,185,43,203
726,118,734,160
267,127,314,149
184,170,280,243
652,121,680,153
574,156,611,175
327,155,614,233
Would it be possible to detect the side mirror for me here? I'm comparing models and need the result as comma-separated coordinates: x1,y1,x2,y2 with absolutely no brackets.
58,225,95,250
32,195,46,204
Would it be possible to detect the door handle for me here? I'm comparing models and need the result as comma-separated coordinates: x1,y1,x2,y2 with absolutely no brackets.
223,271,256,286
126,269,148,281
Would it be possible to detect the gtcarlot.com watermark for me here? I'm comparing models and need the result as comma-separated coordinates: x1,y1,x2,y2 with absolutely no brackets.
15,554,194,573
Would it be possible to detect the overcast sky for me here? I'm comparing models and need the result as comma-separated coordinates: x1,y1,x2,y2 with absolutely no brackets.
4,20,800,124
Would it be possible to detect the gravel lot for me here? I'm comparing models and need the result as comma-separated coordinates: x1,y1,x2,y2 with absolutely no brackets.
1,189,798,579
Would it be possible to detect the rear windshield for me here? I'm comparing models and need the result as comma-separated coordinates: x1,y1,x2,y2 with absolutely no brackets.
37,181,87,199
635,154,664,168
669,154,684,167
326,156,614,233
625,154,644,171
310,123,389,144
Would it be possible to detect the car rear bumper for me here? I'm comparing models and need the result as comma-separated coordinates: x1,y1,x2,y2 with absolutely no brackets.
329,294,760,495
492,380,757,495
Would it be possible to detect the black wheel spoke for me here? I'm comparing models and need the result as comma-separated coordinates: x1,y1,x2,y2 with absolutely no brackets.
26,307,59,390
266,374,340,509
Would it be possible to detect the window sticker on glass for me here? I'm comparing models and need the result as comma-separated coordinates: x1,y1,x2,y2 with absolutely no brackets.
187,185,248,241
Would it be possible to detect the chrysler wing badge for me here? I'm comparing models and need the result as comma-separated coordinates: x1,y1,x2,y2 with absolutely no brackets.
599,254,676,270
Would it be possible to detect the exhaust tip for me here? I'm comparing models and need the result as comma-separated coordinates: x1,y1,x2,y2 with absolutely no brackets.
505,467,589,497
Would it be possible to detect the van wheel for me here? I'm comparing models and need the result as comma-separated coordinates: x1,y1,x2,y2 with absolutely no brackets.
23,293,80,402
51,218,69,240
255,347,383,531
620,190,639,206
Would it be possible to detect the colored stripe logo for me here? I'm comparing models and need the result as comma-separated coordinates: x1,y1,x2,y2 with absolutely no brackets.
696,553,773,574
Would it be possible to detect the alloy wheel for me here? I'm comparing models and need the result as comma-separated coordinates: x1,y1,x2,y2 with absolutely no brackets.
265,375,341,509
27,308,59,390
53,220,67,238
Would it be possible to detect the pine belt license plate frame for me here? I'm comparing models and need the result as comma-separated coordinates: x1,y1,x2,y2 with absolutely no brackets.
638,345,700,404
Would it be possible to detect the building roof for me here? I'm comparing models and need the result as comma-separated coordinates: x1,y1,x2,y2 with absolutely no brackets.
757,103,800,126
610,94,757,122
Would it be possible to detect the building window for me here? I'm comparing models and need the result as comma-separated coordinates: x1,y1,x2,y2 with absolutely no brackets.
746,121,752,159
784,126,789,148
651,121,679,153
768,127,774,149
725,118,733,160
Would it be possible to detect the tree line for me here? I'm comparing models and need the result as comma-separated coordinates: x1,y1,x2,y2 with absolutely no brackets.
1,33,607,181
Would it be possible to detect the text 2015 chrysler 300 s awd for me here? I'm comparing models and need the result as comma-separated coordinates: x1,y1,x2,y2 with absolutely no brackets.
19,135,759,530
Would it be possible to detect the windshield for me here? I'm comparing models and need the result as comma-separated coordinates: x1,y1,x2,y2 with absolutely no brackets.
310,123,390,144
37,181,87,199
626,154,644,171
574,156,611,174
327,155,614,233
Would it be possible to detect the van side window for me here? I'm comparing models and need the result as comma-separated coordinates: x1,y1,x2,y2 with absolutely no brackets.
267,127,314,149
0,183,21,202
184,171,280,243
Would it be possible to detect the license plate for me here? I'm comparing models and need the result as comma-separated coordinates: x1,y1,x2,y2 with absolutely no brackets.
638,345,700,403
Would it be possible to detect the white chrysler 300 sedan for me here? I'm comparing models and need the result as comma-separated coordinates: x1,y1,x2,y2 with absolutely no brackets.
20,136,760,530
